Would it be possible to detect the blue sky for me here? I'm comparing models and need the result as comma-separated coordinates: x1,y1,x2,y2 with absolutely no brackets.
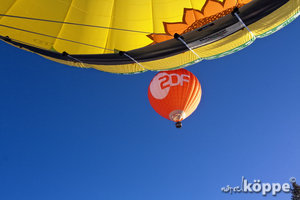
0,18,299,200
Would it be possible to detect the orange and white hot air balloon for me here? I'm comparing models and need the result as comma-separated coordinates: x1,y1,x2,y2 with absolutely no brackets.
148,69,202,128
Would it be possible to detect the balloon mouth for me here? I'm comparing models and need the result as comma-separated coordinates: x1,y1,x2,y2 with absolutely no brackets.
169,110,186,122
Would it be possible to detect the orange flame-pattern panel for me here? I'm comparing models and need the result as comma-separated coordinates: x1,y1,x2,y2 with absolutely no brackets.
148,0,253,44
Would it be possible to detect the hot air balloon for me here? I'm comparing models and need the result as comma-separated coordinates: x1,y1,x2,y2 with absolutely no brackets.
0,0,299,74
148,69,202,128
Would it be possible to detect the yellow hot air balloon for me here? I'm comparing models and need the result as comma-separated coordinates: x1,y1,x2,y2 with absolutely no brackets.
0,0,299,74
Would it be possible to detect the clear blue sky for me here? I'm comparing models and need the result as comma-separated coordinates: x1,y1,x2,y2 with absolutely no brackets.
0,18,299,200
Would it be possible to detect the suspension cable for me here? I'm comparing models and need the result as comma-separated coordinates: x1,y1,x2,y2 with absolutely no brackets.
174,33,202,60
0,14,152,34
233,11,256,39
62,52,86,68
119,51,148,71
0,23,115,52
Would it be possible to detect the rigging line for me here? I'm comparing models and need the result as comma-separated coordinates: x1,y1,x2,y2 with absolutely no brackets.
62,52,86,68
0,14,152,34
174,34,202,60
121,52,148,71
0,24,115,52
233,12,256,38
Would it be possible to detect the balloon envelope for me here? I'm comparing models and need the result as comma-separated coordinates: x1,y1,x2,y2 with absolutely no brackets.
0,0,299,74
